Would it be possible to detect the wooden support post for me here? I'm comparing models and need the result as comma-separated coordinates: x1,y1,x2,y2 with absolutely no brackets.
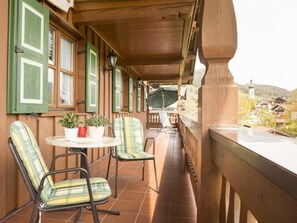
177,78,182,113
197,0,238,222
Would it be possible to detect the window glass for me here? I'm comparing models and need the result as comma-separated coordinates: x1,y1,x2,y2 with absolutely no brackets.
48,68,55,105
48,26,76,109
48,28,55,65
60,37,73,71
60,72,73,105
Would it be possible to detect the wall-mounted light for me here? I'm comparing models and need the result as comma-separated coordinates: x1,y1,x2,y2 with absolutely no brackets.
134,78,142,90
137,77,142,88
103,51,118,74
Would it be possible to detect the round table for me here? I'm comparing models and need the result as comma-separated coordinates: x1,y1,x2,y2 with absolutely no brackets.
45,136,121,177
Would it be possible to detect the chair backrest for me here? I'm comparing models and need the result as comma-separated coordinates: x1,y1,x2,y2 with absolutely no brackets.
9,121,53,201
159,111,171,128
112,117,144,153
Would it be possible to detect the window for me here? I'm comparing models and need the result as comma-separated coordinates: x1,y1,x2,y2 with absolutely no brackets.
112,66,122,113
48,26,76,109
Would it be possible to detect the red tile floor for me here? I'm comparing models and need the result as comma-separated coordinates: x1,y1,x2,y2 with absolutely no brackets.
1,130,197,223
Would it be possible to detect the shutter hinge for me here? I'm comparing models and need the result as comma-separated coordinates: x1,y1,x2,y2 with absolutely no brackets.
15,46,24,53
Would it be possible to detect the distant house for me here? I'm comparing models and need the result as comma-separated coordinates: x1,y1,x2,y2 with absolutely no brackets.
271,104,297,120
256,98,275,110
275,97,287,104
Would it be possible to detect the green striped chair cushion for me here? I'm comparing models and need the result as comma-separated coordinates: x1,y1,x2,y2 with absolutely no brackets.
117,151,154,160
46,178,111,206
113,117,154,160
10,121,54,201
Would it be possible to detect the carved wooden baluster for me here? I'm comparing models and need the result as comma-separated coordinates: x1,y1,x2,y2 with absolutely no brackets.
197,0,238,222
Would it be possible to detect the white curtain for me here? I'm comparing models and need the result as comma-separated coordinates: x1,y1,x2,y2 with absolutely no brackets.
60,72,73,105
60,37,73,71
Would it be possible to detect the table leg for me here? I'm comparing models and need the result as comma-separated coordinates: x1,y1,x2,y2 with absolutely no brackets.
78,148,121,216
81,148,88,178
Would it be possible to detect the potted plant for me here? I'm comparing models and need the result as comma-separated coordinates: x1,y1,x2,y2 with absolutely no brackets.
58,112,82,140
86,114,110,139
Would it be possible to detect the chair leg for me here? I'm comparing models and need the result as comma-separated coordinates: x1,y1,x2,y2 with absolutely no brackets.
153,158,159,193
34,210,41,223
73,208,83,223
142,160,145,181
115,157,119,198
29,202,39,223
106,149,112,180
90,204,100,223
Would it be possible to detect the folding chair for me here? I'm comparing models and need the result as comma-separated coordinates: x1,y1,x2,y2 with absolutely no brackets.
106,117,159,197
8,121,111,223
158,111,177,133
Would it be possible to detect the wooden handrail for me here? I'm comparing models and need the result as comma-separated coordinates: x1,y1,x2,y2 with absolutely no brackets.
179,117,297,223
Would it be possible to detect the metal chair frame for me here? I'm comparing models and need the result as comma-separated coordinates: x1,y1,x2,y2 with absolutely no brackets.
8,138,109,223
106,118,159,198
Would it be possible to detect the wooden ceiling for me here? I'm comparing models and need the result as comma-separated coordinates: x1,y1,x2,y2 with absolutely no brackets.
73,0,200,85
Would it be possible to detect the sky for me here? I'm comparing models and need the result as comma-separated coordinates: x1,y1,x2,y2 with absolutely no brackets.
195,0,297,91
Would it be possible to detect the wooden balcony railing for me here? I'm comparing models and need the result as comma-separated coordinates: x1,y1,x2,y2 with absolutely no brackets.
147,112,178,129
179,117,297,223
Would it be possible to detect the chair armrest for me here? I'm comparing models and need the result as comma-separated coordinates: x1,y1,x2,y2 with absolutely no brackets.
36,167,95,205
49,152,90,173
144,137,155,154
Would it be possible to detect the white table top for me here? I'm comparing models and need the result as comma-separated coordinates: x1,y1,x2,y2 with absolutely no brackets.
45,136,121,148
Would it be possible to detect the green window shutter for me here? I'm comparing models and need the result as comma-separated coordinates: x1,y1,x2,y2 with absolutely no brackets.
112,66,122,113
136,85,141,113
143,86,147,112
128,76,133,112
7,0,49,114
85,42,99,113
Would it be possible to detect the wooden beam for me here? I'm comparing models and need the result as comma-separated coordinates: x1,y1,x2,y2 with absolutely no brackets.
143,74,180,81
123,57,183,66
179,0,199,77
74,0,195,12
73,3,194,24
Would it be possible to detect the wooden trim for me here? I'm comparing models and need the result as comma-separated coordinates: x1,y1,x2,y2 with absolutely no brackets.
45,4,84,39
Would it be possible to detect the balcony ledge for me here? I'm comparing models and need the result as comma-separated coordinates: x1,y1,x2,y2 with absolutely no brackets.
210,126,297,201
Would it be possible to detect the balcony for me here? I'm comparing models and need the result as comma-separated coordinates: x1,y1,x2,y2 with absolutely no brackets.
3,115,297,223
1,0,297,222
2,127,197,223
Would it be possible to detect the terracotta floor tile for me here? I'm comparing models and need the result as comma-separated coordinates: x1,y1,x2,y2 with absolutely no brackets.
140,202,170,216
170,205,197,219
112,200,142,213
136,214,169,223
170,194,196,207
1,215,67,223
118,190,145,202
43,210,78,221
143,192,170,204
12,203,33,216
169,216,197,223
102,212,137,223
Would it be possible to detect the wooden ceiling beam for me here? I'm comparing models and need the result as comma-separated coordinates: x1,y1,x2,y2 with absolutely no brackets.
123,57,183,66
73,3,194,24
74,0,195,12
142,74,180,81
179,0,199,77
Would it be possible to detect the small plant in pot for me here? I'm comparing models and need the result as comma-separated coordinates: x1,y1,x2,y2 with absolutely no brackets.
86,114,110,139
58,112,82,140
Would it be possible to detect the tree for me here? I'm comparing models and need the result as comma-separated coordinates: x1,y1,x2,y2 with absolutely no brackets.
257,109,276,127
